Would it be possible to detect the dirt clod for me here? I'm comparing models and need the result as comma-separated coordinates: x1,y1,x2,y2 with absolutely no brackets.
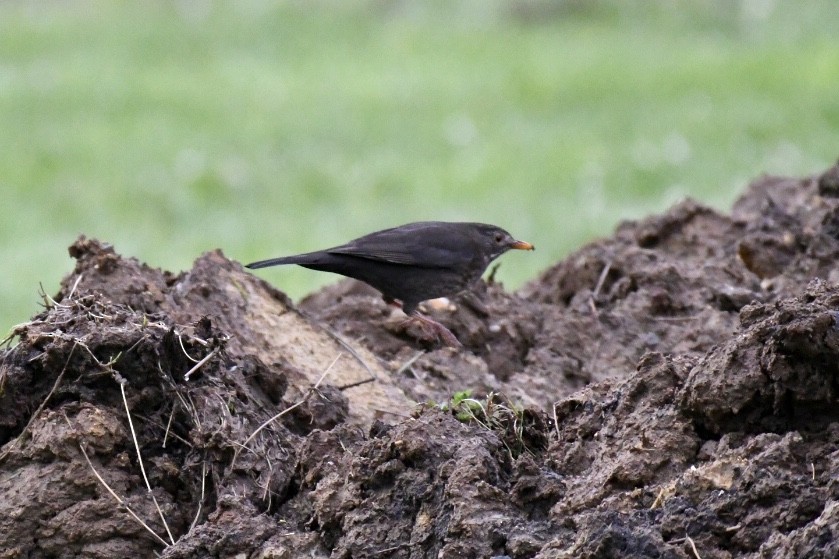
3,162,839,557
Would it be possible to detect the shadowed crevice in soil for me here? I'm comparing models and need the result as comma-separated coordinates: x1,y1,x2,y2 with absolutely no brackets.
2,161,839,557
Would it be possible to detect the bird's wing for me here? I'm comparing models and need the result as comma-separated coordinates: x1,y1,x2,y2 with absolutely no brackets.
326,222,467,268
328,240,456,267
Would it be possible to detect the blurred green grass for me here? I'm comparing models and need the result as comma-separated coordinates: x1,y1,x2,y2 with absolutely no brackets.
1,0,838,332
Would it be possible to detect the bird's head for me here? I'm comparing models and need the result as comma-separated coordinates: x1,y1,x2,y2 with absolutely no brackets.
473,223,535,262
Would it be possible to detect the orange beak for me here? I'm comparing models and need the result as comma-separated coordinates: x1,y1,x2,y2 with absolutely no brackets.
510,240,535,251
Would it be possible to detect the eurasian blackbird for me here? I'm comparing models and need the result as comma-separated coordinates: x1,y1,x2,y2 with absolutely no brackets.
246,221,534,346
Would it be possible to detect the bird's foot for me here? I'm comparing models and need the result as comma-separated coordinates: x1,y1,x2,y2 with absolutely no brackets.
403,312,462,348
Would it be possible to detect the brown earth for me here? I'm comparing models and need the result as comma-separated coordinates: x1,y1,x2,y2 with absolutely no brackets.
3,162,839,558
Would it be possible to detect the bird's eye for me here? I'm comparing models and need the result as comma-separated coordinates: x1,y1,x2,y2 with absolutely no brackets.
494,233,504,243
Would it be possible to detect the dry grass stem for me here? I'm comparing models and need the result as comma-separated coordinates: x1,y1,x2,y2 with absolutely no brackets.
183,347,220,381
177,333,201,363
395,350,425,377
189,461,207,534
163,406,175,448
119,380,176,545
63,412,170,548
66,273,83,300
298,307,376,382
0,343,77,463
592,260,612,298
229,353,341,472
686,535,702,559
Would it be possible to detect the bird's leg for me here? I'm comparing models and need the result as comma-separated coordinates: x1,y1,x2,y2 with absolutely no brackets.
405,311,462,348
384,296,461,348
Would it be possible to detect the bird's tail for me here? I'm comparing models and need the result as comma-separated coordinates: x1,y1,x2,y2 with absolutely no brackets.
245,252,321,269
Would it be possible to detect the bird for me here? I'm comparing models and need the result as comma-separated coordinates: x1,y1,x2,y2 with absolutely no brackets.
246,221,534,347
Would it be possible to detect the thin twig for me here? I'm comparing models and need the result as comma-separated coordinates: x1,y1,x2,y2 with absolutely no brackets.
183,347,220,381
335,376,376,390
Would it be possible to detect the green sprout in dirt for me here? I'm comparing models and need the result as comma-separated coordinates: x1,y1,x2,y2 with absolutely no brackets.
445,389,482,421
438,390,547,459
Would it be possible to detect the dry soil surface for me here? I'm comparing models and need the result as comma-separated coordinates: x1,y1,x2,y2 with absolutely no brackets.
3,162,839,558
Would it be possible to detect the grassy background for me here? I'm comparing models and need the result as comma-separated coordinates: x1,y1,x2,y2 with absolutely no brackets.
2,0,838,333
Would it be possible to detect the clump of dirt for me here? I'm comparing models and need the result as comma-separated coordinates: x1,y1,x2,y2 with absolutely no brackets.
3,161,839,558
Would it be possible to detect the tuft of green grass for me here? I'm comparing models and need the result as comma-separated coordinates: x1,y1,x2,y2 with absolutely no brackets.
437,390,548,458
435,389,479,421
1,1,838,331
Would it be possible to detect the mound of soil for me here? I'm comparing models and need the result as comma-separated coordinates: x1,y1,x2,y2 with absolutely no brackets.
3,162,839,558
